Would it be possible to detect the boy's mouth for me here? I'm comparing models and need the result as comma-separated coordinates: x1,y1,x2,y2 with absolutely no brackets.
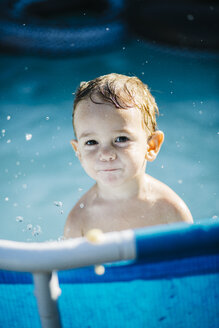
97,168,121,172
102,169,119,171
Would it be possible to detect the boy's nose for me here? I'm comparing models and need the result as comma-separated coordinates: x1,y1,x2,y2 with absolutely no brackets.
99,147,116,161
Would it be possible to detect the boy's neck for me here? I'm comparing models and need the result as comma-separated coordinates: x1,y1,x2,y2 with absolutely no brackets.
95,174,148,201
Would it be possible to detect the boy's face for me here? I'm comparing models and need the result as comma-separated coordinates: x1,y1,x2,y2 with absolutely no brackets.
72,98,162,187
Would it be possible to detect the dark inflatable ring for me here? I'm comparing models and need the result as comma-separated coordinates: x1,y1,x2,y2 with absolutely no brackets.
0,0,127,56
125,1,219,52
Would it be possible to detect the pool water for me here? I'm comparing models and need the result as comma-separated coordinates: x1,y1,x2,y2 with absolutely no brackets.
0,40,218,242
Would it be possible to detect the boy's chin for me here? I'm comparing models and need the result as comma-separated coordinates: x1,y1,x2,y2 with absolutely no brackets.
96,171,125,186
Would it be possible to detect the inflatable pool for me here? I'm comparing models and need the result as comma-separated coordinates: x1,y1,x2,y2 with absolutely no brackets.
0,219,219,327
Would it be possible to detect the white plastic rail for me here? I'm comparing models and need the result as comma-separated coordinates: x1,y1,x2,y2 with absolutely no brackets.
0,230,136,328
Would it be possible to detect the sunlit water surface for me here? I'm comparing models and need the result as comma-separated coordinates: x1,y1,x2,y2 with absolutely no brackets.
0,41,218,242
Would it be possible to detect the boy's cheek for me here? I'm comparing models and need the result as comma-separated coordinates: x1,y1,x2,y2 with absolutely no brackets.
80,154,95,170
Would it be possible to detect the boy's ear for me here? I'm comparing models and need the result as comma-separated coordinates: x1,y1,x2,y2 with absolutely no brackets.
70,139,81,159
145,130,164,162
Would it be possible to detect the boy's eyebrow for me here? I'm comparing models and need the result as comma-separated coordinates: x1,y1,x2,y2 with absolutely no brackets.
79,129,135,139
113,129,135,135
78,131,95,139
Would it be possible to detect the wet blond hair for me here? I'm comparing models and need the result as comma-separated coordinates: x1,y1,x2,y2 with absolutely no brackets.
73,73,159,137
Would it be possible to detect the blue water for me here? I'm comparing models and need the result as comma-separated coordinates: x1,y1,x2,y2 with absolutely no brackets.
0,40,218,242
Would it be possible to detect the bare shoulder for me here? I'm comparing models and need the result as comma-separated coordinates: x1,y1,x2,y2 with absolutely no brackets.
64,188,94,239
146,175,193,224
64,203,84,239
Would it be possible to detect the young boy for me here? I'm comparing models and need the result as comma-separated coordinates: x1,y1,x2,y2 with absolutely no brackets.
64,73,193,238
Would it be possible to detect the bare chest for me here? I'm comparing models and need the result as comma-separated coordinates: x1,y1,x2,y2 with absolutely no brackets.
82,200,160,234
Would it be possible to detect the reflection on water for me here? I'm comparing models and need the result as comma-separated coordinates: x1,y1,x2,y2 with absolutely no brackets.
0,40,218,242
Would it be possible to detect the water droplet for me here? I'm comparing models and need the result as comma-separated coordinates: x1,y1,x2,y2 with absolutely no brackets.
54,201,64,214
2,129,5,136
16,216,24,223
95,265,105,275
161,165,164,169
78,188,83,192
45,116,50,120
6,115,11,120
32,225,42,236
187,14,194,21
178,180,183,184
6,139,11,143
80,203,84,209
22,184,27,189
122,46,126,50
5,197,9,201
16,161,20,166
54,201,63,207
27,224,33,230
212,215,218,219
25,133,32,141
106,27,110,31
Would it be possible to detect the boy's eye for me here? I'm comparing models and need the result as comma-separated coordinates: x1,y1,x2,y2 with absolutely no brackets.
115,136,129,143
85,140,98,146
